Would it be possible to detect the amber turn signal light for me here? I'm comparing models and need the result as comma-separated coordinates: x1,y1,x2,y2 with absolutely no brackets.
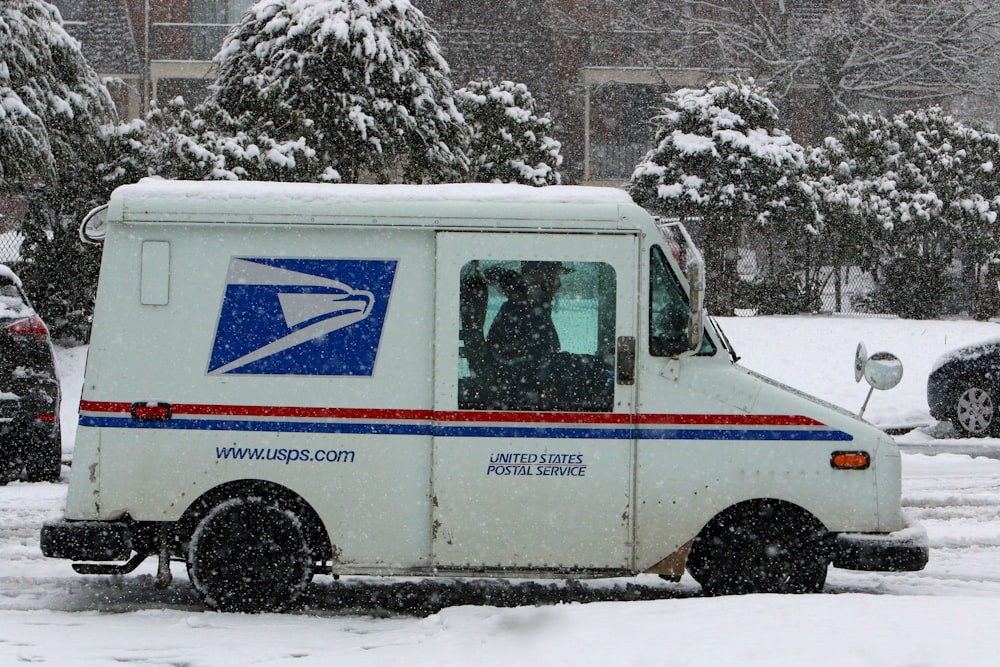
831,451,870,470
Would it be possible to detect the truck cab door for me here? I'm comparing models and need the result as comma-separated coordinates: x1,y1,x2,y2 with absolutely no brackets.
432,231,639,571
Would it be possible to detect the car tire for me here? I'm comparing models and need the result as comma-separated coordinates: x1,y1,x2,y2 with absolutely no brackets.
952,384,999,437
686,502,830,596
187,496,313,613
0,453,20,485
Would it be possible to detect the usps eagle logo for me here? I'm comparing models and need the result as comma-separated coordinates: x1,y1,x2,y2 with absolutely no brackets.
208,257,397,376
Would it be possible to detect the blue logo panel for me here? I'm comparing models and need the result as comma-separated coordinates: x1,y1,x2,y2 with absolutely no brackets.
208,257,397,376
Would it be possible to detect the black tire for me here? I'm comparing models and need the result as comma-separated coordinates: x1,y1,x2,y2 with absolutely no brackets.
0,454,18,485
951,384,998,437
2,423,59,483
187,496,313,613
686,502,831,596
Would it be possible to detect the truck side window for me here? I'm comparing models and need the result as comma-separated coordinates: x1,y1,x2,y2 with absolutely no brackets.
650,245,714,357
458,259,616,412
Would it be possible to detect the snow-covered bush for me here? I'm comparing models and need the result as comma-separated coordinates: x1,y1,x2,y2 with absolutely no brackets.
0,0,115,192
455,80,562,186
100,98,338,188
629,79,1000,319
211,0,470,183
827,108,1000,318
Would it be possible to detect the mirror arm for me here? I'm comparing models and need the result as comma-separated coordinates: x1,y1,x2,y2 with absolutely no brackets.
858,385,875,419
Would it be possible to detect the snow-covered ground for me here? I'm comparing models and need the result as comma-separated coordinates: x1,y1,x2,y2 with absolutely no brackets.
3,315,1000,666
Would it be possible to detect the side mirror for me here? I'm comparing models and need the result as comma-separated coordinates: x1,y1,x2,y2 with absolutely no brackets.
79,204,109,244
656,219,706,354
855,342,903,418
688,259,705,351
864,351,904,390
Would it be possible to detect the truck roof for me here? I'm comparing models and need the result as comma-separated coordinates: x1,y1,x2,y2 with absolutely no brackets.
108,179,649,231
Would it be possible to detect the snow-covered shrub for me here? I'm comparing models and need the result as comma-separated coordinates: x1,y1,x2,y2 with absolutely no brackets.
455,80,562,186
211,0,470,183
829,108,1000,318
100,98,338,188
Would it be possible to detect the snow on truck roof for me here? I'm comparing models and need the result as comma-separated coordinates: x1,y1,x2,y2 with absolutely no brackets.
109,179,643,227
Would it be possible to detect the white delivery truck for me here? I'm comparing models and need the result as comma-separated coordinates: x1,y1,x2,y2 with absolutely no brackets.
42,179,927,612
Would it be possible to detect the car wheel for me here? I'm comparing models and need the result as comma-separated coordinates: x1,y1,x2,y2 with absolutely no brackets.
187,496,313,613
686,502,830,596
952,384,998,437
0,452,20,485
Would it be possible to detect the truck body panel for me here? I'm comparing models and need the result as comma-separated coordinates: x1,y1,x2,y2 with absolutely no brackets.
44,180,926,607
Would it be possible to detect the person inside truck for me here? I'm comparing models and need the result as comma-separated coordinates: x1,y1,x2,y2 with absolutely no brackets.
459,261,614,411
479,260,562,410
485,260,565,368
483,261,613,412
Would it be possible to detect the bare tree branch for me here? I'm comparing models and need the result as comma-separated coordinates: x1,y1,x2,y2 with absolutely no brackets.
615,0,1000,138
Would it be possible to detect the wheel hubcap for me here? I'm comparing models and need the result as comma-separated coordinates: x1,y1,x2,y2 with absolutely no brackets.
957,387,994,434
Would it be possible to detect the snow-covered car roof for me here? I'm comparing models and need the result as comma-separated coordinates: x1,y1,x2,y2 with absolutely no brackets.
930,337,1000,373
0,263,22,287
0,264,33,321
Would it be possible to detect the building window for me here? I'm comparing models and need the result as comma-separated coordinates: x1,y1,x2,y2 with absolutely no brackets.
588,82,668,181
193,0,256,24
155,78,213,106
51,0,85,23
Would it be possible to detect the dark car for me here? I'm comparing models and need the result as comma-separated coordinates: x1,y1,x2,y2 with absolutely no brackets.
0,264,61,482
928,338,1000,437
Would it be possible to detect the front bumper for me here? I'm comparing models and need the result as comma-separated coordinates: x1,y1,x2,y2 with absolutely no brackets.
833,521,929,572
40,519,132,561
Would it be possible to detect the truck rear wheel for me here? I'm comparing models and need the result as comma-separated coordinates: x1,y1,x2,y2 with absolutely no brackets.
187,497,313,612
686,501,831,595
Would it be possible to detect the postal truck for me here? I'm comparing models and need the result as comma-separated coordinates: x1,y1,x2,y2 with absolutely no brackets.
41,179,928,612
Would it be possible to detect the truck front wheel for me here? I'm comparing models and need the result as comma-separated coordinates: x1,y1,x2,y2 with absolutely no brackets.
186,496,313,612
686,501,831,596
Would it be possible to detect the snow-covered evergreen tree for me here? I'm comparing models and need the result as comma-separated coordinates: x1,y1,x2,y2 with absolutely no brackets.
628,79,810,313
455,80,562,186
800,137,875,313
100,98,338,189
0,0,115,193
211,0,469,183
0,0,118,341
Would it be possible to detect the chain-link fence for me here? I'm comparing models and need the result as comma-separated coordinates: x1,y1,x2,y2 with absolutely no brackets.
736,242,882,316
730,227,994,319
0,230,23,265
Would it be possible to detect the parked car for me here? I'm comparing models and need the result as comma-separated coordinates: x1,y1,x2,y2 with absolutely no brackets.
0,264,61,482
928,338,1000,437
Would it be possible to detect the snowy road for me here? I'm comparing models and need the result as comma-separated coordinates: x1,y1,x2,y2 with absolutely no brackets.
5,448,1000,612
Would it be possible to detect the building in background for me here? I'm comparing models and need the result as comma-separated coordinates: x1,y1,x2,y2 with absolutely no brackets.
48,0,999,185
52,0,254,119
